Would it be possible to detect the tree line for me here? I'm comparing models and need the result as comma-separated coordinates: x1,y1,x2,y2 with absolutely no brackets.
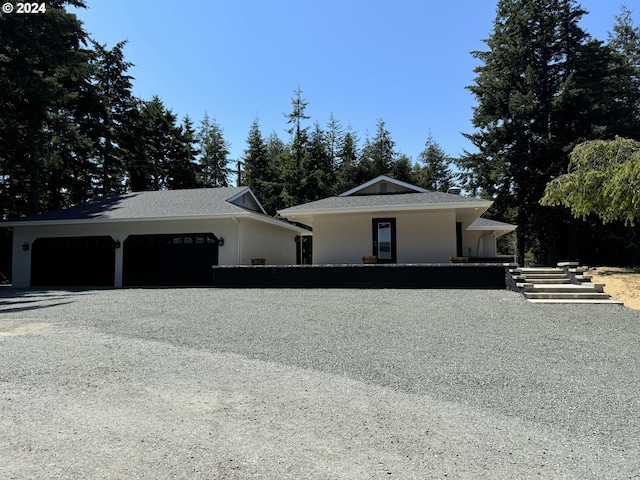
2,0,640,266
0,1,455,222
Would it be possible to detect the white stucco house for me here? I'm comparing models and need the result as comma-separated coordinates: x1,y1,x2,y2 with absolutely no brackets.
278,176,516,264
3,187,307,287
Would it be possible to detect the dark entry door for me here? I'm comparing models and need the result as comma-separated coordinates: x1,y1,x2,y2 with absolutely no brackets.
123,233,219,286
372,218,396,263
31,236,116,287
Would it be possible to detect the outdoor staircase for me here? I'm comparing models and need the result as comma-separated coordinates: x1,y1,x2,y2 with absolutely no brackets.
509,262,623,304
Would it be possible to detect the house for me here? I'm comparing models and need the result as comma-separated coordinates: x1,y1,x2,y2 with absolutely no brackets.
278,176,516,264
3,187,308,288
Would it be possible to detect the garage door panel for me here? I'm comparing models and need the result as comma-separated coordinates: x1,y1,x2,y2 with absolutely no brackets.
123,233,218,286
31,236,115,287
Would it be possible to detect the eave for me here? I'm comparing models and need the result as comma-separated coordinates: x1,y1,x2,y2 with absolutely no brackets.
2,211,309,235
279,200,493,228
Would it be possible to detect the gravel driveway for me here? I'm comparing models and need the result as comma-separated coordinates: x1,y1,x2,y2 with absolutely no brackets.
1,288,639,479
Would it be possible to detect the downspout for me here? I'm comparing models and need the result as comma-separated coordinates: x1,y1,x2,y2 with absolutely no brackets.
232,216,241,265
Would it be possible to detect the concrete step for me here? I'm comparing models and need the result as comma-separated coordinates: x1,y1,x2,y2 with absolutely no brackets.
524,292,611,300
524,284,604,293
510,263,620,305
520,274,569,280
527,299,623,304
517,268,563,274
523,278,571,284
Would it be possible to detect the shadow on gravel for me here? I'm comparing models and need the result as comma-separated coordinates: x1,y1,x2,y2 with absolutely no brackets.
0,288,95,314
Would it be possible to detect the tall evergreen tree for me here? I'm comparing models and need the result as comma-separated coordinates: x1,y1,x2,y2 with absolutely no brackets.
283,87,310,206
126,96,197,191
91,39,136,194
243,119,280,213
166,115,199,189
265,132,290,212
390,154,415,184
325,113,344,173
0,0,94,216
196,113,230,187
334,128,362,193
459,0,630,264
306,122,334,201
415,133,454,191
607,5,640,138
285,87,310,166
361,119,396,177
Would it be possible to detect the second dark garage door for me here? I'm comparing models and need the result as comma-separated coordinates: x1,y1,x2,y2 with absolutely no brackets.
123,233,219,286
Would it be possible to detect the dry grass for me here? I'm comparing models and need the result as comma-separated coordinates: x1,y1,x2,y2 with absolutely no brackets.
588,267,640,310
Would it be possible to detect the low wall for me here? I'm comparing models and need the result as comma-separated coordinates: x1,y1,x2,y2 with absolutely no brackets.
212,263,512,289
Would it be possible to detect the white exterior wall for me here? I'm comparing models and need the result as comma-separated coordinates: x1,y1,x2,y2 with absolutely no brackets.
11,218,243,288
313,214,371,264
462,231,497,257
396,210,456,263
240,218,299,265
312,210,457,264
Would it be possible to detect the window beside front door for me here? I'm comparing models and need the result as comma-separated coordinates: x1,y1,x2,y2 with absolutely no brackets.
372,218,396,263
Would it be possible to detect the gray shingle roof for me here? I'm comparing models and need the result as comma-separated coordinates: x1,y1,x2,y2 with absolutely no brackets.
280,191,488,213
468,218,517,230
3,187,258,224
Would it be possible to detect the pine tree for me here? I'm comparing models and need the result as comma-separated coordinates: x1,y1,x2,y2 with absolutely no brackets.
325,113,344,173
166,115,199,189
459,0,626,264
0,0,94,216
390,154,415,184
196,113,230,187
126,96,196,191
415,133,454,191
361,119,396,177
334,128,362,193
607,5,640,138
283,87,310,206
91,40,136,195
243,119,280,214
306,122,334,201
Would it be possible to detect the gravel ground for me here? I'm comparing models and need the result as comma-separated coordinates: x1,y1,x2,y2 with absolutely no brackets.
1,287,639,479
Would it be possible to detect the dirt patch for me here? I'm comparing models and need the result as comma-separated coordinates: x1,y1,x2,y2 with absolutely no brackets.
0,322,57,337
588,267,640,310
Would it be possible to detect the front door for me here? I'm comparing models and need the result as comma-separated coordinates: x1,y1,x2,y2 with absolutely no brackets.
372,218,396,263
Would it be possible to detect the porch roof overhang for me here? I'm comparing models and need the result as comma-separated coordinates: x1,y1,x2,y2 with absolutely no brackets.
279,200,493,228
466,218,517,237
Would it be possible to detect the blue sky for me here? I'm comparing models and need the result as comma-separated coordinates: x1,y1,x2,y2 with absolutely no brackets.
70,1,630,165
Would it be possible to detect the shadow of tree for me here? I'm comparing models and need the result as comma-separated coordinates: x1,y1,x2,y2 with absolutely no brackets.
0,288,95,314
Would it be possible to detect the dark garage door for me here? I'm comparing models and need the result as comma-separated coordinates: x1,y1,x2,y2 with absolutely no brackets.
123,233,219,286
31,236,116,287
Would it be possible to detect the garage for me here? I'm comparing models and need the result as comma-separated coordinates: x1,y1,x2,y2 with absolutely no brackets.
123,233,219,286
30,236,116,287
5,187,307,288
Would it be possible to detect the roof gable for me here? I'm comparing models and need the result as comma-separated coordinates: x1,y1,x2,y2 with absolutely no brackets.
339,175,429,196
226,189,266,214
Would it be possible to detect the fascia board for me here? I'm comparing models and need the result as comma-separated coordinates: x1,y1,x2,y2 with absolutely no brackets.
466,225,517,232
245,212,311,234
281,201,493,217
2,212,254,228
338,175,429,196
